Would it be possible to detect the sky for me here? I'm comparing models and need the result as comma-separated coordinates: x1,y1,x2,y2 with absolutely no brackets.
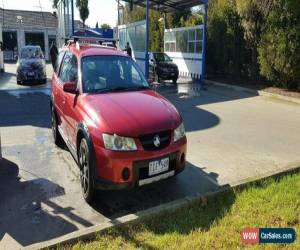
0,0,118,28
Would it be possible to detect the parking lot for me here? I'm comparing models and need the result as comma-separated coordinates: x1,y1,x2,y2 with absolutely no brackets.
1,63,300,248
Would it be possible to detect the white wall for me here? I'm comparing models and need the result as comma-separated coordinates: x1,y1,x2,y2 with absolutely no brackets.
166,52,202,79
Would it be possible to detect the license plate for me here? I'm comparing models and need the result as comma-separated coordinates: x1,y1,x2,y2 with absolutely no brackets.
149,157,169,176
27,72,34,76
171,73,175,76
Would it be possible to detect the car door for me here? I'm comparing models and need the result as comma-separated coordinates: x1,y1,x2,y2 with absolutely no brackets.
55,51,74,142
52,51,66,122
61,52,79,152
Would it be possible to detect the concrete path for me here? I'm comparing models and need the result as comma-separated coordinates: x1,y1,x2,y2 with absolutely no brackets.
0,64,299,248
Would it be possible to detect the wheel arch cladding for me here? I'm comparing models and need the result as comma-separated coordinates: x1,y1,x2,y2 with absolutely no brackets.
77,122,98,179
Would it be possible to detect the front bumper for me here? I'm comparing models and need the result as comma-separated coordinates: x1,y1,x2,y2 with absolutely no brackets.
17,68,46,81
158,71,179,80
93,137,187,190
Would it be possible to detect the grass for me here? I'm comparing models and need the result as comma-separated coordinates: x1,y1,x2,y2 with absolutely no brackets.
67,171,300,250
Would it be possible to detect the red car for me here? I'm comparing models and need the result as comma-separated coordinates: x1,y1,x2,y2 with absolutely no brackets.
51,42,187,203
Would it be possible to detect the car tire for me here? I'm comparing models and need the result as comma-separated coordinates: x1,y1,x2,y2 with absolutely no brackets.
172,78,177,84
42,79,47,84
51,107,63,146
78,138,95,203
17,80,22,85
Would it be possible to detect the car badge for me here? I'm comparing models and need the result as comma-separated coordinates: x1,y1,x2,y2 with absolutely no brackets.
153,135,161,147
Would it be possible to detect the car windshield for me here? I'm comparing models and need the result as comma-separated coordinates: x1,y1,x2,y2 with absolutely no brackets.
82,55,149,93
20,47,43,59
154,53,172,62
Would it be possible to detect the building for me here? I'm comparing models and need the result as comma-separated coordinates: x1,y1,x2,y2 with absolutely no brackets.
0,8,57,61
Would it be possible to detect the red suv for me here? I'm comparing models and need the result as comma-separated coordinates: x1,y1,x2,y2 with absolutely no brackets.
51,42,187,203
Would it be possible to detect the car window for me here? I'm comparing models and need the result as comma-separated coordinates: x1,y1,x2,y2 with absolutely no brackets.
59,53,78,83
154,53,172,62
55,51,65,74
81,56,149,93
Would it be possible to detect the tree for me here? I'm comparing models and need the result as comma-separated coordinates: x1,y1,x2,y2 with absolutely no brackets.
258,0,300,89
76,0,89,26
206,0,246,78
52,0,59,8
235,0,272,81
101,23,111,29
95,22,99,29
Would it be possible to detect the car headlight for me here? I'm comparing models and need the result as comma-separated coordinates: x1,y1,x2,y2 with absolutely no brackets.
103,133,137,151
174,123,185,142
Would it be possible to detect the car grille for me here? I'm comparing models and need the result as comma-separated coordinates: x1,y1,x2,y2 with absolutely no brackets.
139,130,171,151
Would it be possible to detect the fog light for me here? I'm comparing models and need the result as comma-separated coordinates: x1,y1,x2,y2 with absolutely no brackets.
122,167,130,181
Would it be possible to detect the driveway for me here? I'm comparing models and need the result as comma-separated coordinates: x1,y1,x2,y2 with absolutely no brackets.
0,64,299,248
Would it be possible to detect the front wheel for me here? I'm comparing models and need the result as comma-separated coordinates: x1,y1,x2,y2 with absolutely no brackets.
172,78,178,84
79,138,95,203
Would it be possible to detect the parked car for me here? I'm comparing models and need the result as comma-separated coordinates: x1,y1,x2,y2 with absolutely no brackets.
149,52,179,84
16,45,46,84
51,42,187,203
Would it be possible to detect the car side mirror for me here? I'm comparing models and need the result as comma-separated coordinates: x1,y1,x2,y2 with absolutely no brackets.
63,81,78,94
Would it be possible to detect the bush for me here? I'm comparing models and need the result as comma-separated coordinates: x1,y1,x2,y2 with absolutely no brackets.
207,0,246,78
258,0,300,90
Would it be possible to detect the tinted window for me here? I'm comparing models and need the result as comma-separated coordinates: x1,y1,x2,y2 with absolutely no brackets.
81,56,148,93
154,53,172,62
59,53,78,83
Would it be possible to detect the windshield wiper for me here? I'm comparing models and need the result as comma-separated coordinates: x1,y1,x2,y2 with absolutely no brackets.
110,86,131,92
129,86,150,91
92,86,149,94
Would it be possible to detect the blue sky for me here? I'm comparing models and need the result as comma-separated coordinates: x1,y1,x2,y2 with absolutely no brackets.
0,0,119,28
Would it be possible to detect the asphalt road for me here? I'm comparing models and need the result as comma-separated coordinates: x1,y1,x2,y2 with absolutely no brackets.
0,64,300,248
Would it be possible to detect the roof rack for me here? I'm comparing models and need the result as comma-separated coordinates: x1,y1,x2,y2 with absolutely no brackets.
65,36,118,50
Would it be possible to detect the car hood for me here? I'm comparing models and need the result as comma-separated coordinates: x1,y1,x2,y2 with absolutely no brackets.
18,59,45,69
157,61,178,69
81,90,181,136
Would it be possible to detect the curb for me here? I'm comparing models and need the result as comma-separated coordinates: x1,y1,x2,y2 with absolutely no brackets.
206,80,300,105
23,164,300,250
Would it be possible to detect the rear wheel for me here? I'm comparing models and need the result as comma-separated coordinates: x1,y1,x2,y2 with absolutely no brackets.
79,138,95,203
17,80,22,85
172,78,177,84
51,107,63,146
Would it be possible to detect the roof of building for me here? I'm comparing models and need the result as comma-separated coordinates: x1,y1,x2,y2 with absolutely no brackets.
122,0,208,12
0,8,57,29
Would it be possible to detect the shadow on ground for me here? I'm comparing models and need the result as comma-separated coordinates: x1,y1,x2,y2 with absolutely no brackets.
0,158,92,246
0,90,50,128
90,161,221,219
